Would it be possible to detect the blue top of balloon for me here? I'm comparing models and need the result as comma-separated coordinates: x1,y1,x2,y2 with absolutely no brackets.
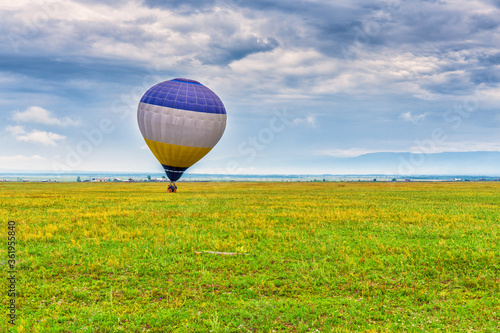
139,78,226,115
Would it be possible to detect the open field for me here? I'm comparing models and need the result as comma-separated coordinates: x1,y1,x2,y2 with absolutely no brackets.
1,181,499,332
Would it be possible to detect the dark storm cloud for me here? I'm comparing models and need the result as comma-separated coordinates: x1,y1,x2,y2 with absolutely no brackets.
144,0,329,14
140,0,382,59
263,0,500,61
367,2,500,52
490,0,500,8
3,0,498,93
423,73,475,95
470,68,500,85
142,0,217,11
479,53,500,65
70,20,157,45
197,36,279,65
233,0,382,15
0,55,147,83
471,14,500,31
226,0,497,60
137,0,500,70
72,0,126,6
473,53,500,85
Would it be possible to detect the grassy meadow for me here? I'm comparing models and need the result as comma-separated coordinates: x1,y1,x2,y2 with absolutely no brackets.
1,181,499,332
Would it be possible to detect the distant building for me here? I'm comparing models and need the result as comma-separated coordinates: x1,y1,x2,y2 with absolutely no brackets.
93,178,110,182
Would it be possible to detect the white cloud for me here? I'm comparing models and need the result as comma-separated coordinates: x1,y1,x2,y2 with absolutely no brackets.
400,111,428,123
194,166,257,174
410,141,500,154
319,148,381,158
12,106,80,127
6,125,66,146
0,154,47,171
0,154,45,162
318,142,500,157
5,125,25,136
292,115,316,127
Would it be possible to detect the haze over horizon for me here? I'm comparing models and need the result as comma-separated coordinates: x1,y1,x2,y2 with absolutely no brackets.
1,0,499,175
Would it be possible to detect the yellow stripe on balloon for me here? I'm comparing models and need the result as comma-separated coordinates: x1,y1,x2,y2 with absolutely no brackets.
144,138,213,168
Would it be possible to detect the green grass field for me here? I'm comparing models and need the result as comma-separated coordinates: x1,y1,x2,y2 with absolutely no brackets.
1,182,499,332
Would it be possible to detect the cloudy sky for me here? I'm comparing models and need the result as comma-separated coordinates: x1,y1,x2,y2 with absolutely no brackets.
1,0,499,175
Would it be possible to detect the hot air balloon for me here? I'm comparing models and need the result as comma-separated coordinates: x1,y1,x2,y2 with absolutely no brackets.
137,78,226,190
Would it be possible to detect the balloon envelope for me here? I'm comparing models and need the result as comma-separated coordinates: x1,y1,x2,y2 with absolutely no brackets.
137,78,227,181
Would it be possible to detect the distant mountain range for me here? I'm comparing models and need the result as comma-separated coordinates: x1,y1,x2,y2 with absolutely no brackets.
310,151,500,176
